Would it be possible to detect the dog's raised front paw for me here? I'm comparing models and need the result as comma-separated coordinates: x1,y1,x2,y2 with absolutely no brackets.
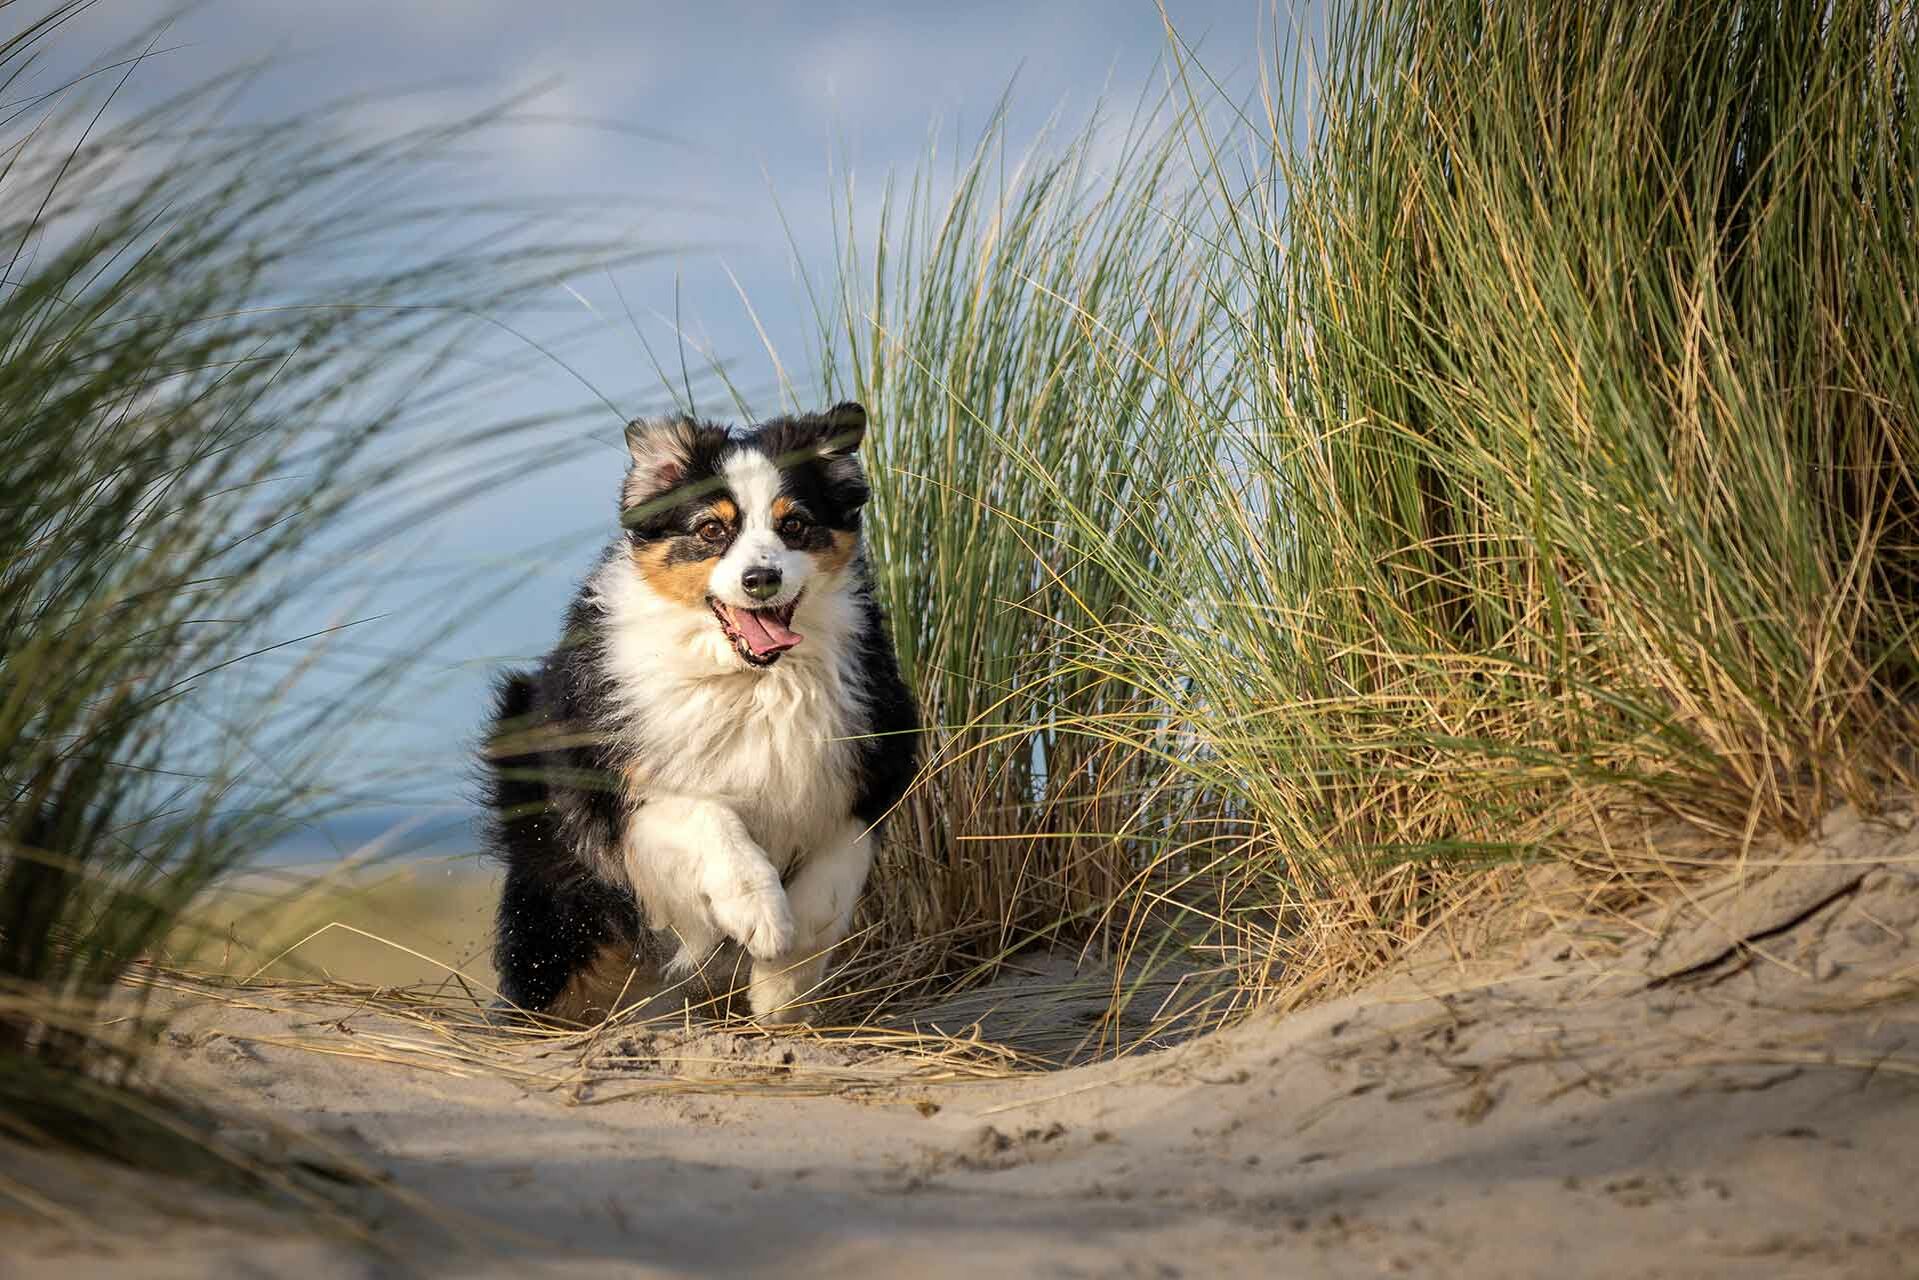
712,882,796,960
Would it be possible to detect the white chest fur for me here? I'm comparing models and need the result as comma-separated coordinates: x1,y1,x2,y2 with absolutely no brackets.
588,553,865,868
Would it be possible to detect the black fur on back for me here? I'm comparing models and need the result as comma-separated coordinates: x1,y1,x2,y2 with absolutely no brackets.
848,585,920,826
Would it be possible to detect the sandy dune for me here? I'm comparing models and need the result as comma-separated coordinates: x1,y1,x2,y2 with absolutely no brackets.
6,806,1918,1278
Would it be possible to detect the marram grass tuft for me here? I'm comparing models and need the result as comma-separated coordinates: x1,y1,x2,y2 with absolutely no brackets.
819,0,1917,1012
0,13,624,1170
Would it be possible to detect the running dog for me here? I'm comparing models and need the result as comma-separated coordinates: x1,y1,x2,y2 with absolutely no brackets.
482,402,918,1024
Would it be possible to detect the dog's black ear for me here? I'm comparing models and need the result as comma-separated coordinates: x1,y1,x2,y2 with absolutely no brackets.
807,402,870,511
623,416,701,505
817,402,866,459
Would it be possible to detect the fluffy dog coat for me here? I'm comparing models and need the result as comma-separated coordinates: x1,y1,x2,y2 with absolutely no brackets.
483,403,918,1023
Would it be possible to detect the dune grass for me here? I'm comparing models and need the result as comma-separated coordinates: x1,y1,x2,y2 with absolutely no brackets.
806,93,1226,999
0,12,626,1176
821,0,1917,1010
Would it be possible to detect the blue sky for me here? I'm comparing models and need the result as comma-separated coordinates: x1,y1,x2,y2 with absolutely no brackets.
11,1,1282,857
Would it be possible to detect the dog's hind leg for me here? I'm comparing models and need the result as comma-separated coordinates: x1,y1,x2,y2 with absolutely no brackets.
624,795,796,971
486,672,648,1023
493,863,643,1022
748,818,875,1024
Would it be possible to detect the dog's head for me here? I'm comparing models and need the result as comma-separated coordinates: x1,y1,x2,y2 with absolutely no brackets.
620,403,870,668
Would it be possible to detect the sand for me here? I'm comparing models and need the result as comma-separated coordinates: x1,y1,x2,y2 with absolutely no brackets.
5,804,1918,1279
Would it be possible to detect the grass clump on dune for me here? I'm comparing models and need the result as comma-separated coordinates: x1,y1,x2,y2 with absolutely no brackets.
0,11,618,1175
809,94,1232,1013
825,0,1916,1013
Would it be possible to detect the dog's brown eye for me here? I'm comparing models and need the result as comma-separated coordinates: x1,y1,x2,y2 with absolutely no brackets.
777,515,807,538
696,519,727,543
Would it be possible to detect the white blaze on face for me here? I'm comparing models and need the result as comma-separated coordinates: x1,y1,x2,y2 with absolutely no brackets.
709,448,808,609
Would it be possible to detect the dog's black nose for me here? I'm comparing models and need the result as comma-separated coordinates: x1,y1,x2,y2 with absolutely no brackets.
741,565,782,601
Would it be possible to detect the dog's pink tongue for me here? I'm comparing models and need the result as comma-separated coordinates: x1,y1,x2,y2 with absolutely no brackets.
732,606,802,657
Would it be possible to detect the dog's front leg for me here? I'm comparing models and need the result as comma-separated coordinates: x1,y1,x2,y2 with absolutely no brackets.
748,818,876,1024
624,795,795,969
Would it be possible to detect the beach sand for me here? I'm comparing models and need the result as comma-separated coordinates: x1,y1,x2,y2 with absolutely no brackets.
6,804,1917,1278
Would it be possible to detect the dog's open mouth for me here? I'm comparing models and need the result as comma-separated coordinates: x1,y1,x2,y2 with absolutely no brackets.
709,594,803,666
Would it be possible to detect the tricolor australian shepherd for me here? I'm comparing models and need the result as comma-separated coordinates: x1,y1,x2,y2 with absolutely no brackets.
482,403,918,1024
